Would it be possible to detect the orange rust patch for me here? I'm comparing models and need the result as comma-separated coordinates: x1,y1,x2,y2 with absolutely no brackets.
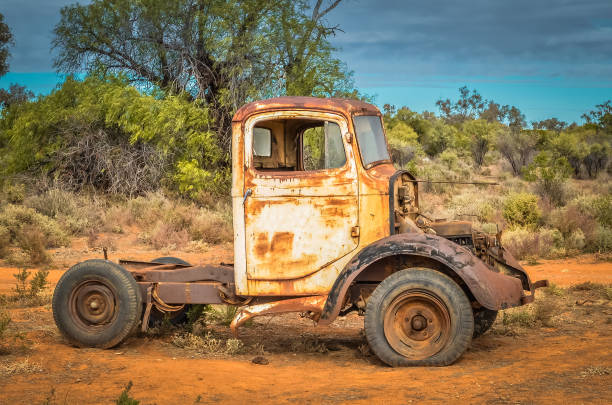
271,232,294,252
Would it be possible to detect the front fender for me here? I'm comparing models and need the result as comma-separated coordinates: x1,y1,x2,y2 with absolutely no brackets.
319,233,531,325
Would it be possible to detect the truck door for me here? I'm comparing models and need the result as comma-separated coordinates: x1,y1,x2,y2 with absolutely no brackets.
243,112,359,290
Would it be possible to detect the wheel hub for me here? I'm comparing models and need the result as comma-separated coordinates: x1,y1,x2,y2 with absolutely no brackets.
70,281,117,329
383,290,451,360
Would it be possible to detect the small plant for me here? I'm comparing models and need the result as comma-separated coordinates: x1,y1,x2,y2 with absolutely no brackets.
225,338,244,355
115,381,140,405
544,283,565,297
502,308,534,328
207,305,239,326
11,269,50,305
0,309,10,341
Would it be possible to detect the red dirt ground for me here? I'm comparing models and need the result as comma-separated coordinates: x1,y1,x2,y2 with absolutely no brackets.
0,244,610,404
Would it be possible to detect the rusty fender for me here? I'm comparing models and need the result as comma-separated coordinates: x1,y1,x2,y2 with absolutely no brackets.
230,296,326,336
319,233,532,325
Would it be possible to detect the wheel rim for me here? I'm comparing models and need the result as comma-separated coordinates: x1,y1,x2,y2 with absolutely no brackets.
69,280,118,331
383,289,451,360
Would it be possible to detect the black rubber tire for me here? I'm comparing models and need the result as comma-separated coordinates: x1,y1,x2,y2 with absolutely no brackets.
364,268,474,367
472,308,498,338
151,256,191,266
148,257,192,326
52,259,142,348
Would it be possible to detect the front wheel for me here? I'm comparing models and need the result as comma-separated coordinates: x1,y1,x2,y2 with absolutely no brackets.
52,259,142,348
364,268,474,366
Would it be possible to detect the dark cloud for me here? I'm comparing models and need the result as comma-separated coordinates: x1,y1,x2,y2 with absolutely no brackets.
328,0,612,81
1,0,73,72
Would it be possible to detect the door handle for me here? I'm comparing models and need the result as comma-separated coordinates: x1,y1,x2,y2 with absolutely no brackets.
243,188,252,204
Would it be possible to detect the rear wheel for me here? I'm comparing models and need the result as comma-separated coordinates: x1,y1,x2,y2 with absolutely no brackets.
148,257,192,326
52,259,142,348
473,308,498,338
364,268,474,366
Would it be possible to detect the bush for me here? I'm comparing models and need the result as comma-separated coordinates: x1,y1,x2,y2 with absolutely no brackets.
0,310,10,341
503,192,541,229
524,151,572,206
591,226,612,253
24,188,102,235
0,225,9,258
501,227,563,259
15,226,51,265
0,205,68,248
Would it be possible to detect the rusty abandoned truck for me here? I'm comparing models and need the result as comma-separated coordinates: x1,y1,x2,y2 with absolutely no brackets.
52,97,547,366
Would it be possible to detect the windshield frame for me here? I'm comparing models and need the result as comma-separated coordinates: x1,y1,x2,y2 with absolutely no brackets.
352,113,392,169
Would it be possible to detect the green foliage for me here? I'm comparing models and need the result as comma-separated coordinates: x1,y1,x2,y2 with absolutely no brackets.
53,0,358,147
13,269,49,302
115,381,140,405
502,192,541,229
0,204,68,248
386,121,422,166
458,119,499,167
0,309,9,341
524,151,572,206
0,75,227,195
0,12,12,77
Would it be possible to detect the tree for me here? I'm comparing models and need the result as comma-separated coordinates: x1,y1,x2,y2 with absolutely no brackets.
531,118,567,132
0,84,34,109
496,128,537,175
524,151,572,206
0,13,12,77
459,119,498,167
52,0,353,151
436,86,486,124
582,101,612,133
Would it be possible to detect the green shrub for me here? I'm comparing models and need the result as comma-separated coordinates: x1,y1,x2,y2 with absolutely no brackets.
524,151,572,206
0,225,9,258
115,381,140,405
503,192,541,229
591,226,612,253
501,227,563,259
564,229,586,252
0,310,10,340
0,205,68,248
592,195,612,228
1,183,26,204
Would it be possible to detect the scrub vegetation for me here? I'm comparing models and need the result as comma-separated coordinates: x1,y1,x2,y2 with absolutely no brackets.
0,1,610,266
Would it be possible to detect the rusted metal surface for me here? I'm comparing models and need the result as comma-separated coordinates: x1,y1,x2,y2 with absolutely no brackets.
232,97,380,123
239,110,360,293
128,264,234,284
384,290,451,360
146,282,225,305
69,280,118,332
229,295,327,336
319,232,532,325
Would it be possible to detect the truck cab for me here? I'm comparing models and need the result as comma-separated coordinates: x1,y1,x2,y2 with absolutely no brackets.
52,97,547,367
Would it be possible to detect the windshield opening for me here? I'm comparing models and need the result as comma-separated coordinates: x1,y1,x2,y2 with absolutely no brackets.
353,115,391,167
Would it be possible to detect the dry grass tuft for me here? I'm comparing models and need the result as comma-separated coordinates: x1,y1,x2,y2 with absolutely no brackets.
0,358,44,376
580,366,612,378
171,332,244,355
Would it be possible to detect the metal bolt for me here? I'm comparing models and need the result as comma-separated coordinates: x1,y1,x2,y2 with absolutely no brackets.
90,301,99,309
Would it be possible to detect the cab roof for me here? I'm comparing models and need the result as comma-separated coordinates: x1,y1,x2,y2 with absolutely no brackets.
232,96,381,123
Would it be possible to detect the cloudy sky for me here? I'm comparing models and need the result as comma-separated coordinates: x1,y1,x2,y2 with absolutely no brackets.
1,0,611,123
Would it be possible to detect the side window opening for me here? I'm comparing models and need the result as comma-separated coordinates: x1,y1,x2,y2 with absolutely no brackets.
303,121,346,171
252,118,346,172
253,127,272,157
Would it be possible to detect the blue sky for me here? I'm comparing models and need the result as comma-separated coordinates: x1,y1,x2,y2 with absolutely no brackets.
1,0,611,124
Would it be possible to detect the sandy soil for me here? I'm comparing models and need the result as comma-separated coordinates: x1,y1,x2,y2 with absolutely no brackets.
0,242,610,404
